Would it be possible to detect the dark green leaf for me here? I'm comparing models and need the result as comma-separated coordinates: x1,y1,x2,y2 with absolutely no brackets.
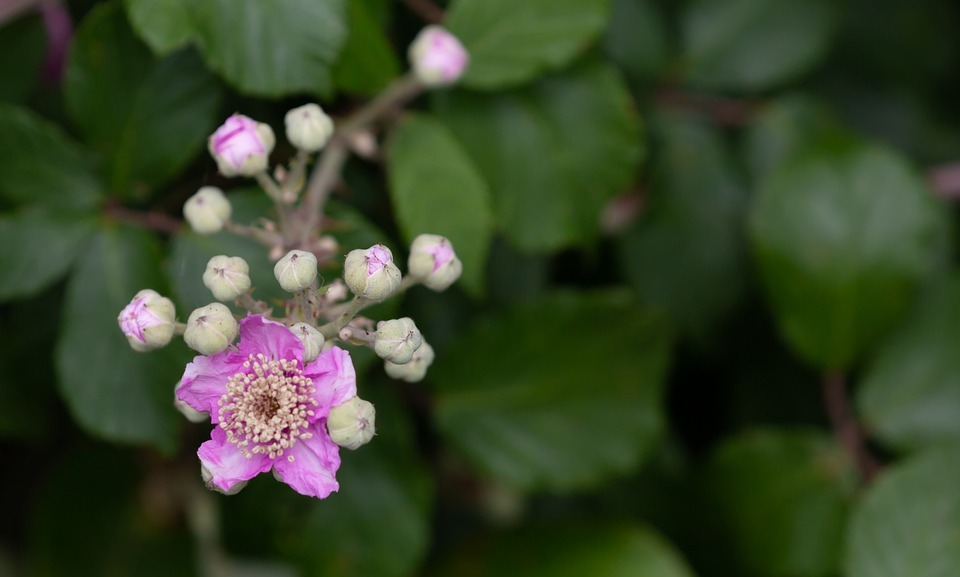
435,61,643,252
65,2,221,195
0,104,103,210
55,225,184,451
387,113,495,296
434,523,696,577
445,0,609,90
620,112,747,333
0,208,97,301
432,291,671,491
845,447,960,577
857,275,960,452
602,0,670,86
704,429,855,577
0,13,46,103
680,0,838,92
749,142,948,369
332,0,399,97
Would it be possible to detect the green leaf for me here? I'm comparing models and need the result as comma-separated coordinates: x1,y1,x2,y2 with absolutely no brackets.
65,2,221,195
0,104,103,210
845,447,960,577
432,291,671,491
122,0,194,53
620,112,747,334
857,275,960,452
0,208,97,301
55,225,184,452
0,13,46,103
704,429,855,577
446,0,610,89
331,0,399,97
435,61,643,252
387,113,495,296
434,523,696,577
680,0,838,92
749,142,949,370
602,0,670,86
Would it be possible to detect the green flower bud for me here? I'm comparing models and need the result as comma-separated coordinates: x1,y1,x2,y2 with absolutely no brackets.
202,255,251,301
285,103,334,152
290,322,325,363
274,249,318,293
326,396,376,450
343,244,402,301
117,289,176,352
384,341,435,383
408,234,463,291
374,317,423,365
184,303,238,355
201,463,246,495
183,187,231,234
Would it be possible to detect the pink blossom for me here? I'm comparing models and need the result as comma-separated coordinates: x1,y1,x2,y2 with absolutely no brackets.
176,315,357,498
210,114,267,169
409,26,469,86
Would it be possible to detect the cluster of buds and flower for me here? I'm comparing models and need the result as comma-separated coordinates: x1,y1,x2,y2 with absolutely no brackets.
115,26,468,500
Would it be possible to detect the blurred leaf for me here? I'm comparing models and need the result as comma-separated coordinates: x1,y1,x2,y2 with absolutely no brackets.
857,275,960,452
749,142,948,370
742,94,844,181
332,0,399,97
435,61,643,252
620,112,747,334
125,0,347,97
845,447,960,577
122,0,194,53
446,0,609,90
0,104,103,210
434,522,696,577
432,291,671,492
387,113,495,296
0,13,46,103
680,0,837,92
602,0,670,86
0,208,97,301
55,225,184,452
705,429,855,577
65,2,221,195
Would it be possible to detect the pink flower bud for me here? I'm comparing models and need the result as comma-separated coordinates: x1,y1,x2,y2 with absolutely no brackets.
408,26,469,87
343,244,402,301
408,234,462,291
208,114,276,177
118,289,176,352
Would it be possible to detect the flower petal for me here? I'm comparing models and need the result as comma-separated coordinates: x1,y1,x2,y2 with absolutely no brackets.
177,350,243,421
237,315,303,362
272,423,341,499
304,346,357,411
198,427,272,493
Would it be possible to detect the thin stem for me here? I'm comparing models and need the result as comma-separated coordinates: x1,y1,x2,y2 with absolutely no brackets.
284,149,311,199
295,286,318,326
185,485,230,577
223,220,281,247
822,372,880,483
254,171,285,203
317,296,370,339
104,202,182,235
339,325,375,345
237,292,272,316
398,0,444,22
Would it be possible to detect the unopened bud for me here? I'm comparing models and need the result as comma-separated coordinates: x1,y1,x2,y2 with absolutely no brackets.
290,322,325,363
408,25,469,87
274,249,318,292
384,341,435,383
408,234,462,291
326,396,376,450
117,289,176,352
202,255,251,301
202,463,247,495
184,187,231,234
184,303,238,355
374,317,422,364
285,103,334,152
208,114,275,177
343,244,402,301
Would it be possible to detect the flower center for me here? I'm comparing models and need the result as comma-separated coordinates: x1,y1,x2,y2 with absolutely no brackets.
218,353,318,460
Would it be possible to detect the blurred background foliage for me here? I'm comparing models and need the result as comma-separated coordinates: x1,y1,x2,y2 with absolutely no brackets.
2,0,960,575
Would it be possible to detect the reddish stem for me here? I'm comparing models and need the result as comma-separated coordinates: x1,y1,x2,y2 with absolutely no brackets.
822,372,880,483
104,202,182,235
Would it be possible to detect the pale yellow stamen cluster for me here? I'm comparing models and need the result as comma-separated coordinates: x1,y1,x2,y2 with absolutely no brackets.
219,353,318,460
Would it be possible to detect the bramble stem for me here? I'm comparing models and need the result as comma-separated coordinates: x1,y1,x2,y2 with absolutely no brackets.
822,371,881,483
318,296,370,338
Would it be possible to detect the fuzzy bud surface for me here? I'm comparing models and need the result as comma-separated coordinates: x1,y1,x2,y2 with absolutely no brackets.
326,396,376,450
285,103,334,152
374,317,423,364
408,234,462,291
208,114,275,177
184,303,238,355
384,341,435,383
408,25,468,87
117,289,176,352
343,244,402,301
291,322,325,363
203,255,251,301
184,187,231,234
274,250,318,292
